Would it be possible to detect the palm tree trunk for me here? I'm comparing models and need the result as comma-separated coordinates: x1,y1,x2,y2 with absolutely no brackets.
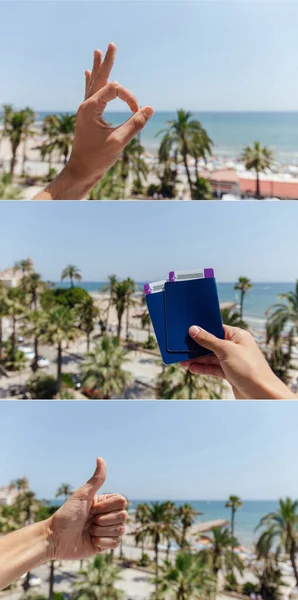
12,316,16,363
256,170,260,199
195,157,199,181
70,276,73,288
154,538,159,590
290,542,298,586
117,313,123,342
32,336,39,372
126,305,129,341
166,539,170,560
22,135,27,176
231,508,235,535
49,560,55,600
10,148,17,177
181,524,186,548
181,139,193,198
240,291,244,319
106,301,111,328
57,342,62,392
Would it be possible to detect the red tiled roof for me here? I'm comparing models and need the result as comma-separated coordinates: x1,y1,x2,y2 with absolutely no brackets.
201,169,239,184
240,178,298,200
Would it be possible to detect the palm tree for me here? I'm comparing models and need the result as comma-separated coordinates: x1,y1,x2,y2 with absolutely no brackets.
234,277,252,319
21,107,36,176
88,162,124,200
135,502,178,582
155,551,216,600
135,503,151,553
76,297,99,352
111,279,135,341
225,496,242,535
178,503,200,548
10,476,29,493
189,127,213,181
141,308,152,343
124,277,137,341
158,110,213,199
202,527,243,582
264,328,294,384
41,306,80,392
256,498,298,586
81,336,130,399
36,114,60,173
0,173,22,199
192,177,214,200
5,287,24,365
56,483,73,502
156,365,221,400
0,505,19,533
14,257,34,277
61,265,82,288
163,501,179,559
42,113,76,165
21,310,46,372
0,103,13,151
119,138,148,197
73,554,124,600
5,109,32,176
221,307,248,330
242,142,274,199
102,275,117,328
22,271,45,310
267,281,298,342
0,283,8,362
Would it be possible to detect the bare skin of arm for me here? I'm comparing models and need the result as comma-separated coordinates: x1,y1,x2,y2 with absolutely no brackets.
0,458,128,590
181,325,297,400
34,44,154,200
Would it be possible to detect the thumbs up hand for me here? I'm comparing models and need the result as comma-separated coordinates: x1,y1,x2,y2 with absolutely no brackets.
47,458,128,560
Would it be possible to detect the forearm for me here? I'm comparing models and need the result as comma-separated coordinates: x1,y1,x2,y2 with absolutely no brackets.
258,374,297,400
33,164,96,200
0,519,53,590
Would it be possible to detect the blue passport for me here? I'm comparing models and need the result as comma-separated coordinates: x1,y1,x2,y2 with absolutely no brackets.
164,276,224,355
145,283,199,365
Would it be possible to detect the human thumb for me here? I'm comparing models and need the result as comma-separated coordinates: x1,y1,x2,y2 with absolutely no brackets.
78,457,107,499
189,326,226,359
119,106,154,146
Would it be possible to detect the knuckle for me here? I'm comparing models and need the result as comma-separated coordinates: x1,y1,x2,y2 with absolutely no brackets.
120,510,128,521
134,113,146,129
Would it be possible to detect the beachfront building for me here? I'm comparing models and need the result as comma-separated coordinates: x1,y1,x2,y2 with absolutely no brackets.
201,168,298,200
0,267,23,288
0,485,18,506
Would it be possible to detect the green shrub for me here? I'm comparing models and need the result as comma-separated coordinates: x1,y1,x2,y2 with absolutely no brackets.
27,374,57,399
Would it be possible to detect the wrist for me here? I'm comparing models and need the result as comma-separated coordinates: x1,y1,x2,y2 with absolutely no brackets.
257,373,296,400
43,517,57,561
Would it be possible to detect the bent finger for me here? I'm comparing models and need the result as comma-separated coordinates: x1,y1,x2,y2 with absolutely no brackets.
93,82,139,115
116,106,154,147
89,43,117,95
89,524,125,537
90,494,127,515
92,509,128,527
91,536,121,550
188,362,225,379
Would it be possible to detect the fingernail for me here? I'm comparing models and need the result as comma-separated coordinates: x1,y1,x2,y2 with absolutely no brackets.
144,106,154,119
189,326,200,338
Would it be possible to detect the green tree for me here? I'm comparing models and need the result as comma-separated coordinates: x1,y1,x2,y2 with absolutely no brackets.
81,336,130,399
36,114,60,174
41,113,76,165
256,497,298,586
14,257,34,277
0,103,13,150
155,551,216,600
21,310,45,372
264,327,294,384
41,306,79,392
234,277,253,319
61,265,82,288
267,281,298,341
158,110,213,199
76,297,99,351
135,503,151,553
22,272,45,311
124,277,137,341
0,504,19,533
111,278,135,341
21,107,36,176
102,275,117,328
221,307,248,329
242,141,274,199
0,173,22,199
192,177,214,200
27,373,57,399
156,365,221,400
56,483,73,502
5,109,33,176
225,496,242,535
189,127,213,180
72,554,124,600
5,287,24,366
119,138,148,197
135,502,179,582
88,162,124,200
0,283,8,362
178,504,200,548
202,527,244,582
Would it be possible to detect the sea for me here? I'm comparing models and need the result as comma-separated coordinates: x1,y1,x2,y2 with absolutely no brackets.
47,498,278,548
35,110,298,164
53,281,296,333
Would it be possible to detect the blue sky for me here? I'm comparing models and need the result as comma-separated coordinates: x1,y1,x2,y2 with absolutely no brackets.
0,400,297,499
0,202,297,282
1,1,298,111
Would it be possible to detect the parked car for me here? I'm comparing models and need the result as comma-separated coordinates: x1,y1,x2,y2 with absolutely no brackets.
17,346,34,360
37,356,50,368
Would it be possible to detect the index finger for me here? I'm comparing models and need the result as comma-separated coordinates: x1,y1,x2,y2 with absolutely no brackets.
90,43,117,96
90,494,127,515
93,81,139,114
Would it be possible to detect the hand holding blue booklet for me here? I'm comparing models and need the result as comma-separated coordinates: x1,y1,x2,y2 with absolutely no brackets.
144,268,224,365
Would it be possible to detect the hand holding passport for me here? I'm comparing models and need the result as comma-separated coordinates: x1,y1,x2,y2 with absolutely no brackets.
145,268,224,365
